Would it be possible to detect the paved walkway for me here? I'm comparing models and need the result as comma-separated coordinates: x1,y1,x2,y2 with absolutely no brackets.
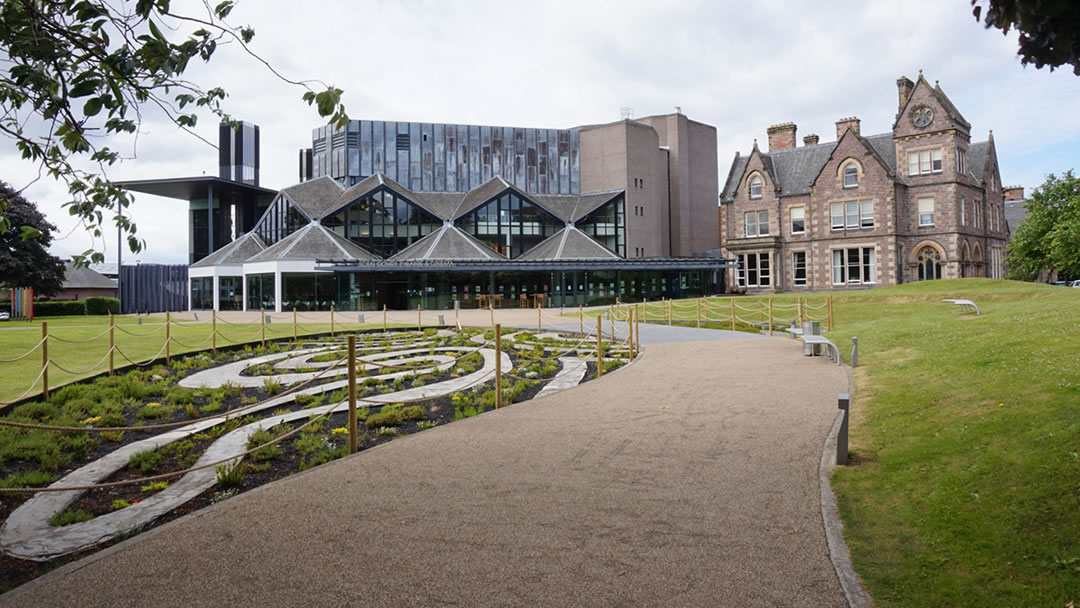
4,328,849,607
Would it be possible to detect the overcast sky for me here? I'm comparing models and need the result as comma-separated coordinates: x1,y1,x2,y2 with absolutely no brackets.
6,0,1080,264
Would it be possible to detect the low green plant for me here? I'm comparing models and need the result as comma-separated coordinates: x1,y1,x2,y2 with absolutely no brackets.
165,386,194,406
157,440,194,459
136,402,173,419
399,405,425,421
49,509,93,526
128,449,162,473
295,393,324,408
199,401,222,414
215,461,244,488
111,499,131,510
417,420,436,430
262,377,282,395
376,426,398,437
140,480,170,493
100,430,125,442
0,470,59,488
185,403,199,419
247,429,283,461
365,410,402,429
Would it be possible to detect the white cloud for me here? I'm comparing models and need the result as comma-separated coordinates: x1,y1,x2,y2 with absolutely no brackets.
7,0,1078,263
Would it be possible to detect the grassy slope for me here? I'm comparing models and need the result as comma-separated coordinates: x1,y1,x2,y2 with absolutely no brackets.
823,279,1080,606
0,316,395,405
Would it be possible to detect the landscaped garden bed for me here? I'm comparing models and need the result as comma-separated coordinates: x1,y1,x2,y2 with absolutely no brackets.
0,326,628,593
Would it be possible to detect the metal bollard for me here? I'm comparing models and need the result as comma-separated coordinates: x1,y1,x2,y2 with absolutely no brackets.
850,336,858,368
438,314,445,325
837,393,850,465
358,313,365,324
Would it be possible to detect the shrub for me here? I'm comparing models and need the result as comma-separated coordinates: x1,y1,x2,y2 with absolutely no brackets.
365,410,402,429
128,449,162,473
136,402,173,419
10,401,57,421
100,430,125,442
376,426,398,437
50,509,93,526
157,440,193,458
0,470,59,488
185,403,199,419
262,377,282,395
35,300,86,317
399,405,425,421
140,480,170,493
246,429,283,461
417,421,437,430
165,387,194,406
215,461,244,488
84,297,121,315
294,393,323,408
111,499,131,510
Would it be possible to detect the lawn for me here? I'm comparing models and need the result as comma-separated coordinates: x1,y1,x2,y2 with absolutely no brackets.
585,279,1080,605
0,315,397,405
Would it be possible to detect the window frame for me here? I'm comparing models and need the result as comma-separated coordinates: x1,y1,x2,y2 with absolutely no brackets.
736,252,771,288
744,210,769,238
830,247,876,285
749,175,763,200
830,200,873,232
790,206,805,235
917,197,935,227
843,164,859,188
908,148,943,176
792,251,807,286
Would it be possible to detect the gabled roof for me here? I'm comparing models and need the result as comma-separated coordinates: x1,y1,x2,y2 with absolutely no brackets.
516,226,619,261
387,224,505,261
322,173,464,221
531,190,623,223
721,154,749,203
246,223,378,263
893,73,971,133
451,176,518,218
1004,199,1028,239
278,176,344,220
61,262,116,290
191,232,266,268
969,141,991,184
767,140,836,196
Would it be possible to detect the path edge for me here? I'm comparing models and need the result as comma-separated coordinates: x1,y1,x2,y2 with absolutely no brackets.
819,387,874,607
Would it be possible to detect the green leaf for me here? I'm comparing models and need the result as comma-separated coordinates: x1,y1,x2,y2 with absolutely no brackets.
19,225,41,241
83,97,103,117
214,1,235,19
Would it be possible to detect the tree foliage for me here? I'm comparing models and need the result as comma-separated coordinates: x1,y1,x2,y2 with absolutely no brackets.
0,0,348,264
972,0,1080,75
1006,170,1080,281
0,180,66,296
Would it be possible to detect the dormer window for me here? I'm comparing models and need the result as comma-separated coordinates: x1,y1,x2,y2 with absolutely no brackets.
749,175,762,199
843,164,858,188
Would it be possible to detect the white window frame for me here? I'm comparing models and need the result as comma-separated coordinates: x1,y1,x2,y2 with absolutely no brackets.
792,251,807,286
908,148,943,176
831,247,876,285
918,197,935,226
736,252,771,288
790,207,805,235
830,200,873,231
749,175,762,200
744,210,769,238
843,164,858,188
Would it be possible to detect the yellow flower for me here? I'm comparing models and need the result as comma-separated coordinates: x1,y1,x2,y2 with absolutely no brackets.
146,402,161,408
330,427,349,435
998,403,1005,408
82,416,102,425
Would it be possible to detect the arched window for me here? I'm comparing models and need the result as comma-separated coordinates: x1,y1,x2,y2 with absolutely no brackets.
916,246,942,281
749,175,762,199
843,164,859,188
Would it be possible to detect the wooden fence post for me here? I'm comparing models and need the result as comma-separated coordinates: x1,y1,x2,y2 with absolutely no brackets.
696,298,701,328
347,335,357,454
768,298,773,336
537,306,542,333
667,299,672,326
596,315,603,376
579,305,583,335
165,312,171,364
41,322,48,402
292,308,298,344
730,299,736,331
828,296,834,330
383,304,387,333
417,304,422,332
108,314,115,375
494,324,502,409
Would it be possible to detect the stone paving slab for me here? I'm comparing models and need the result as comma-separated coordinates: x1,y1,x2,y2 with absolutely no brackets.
3,335,849,607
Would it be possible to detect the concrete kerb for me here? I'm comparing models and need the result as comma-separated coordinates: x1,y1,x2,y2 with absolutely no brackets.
817,342,874,608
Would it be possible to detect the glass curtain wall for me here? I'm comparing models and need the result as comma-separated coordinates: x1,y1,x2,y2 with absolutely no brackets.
455,192,561,258
218,277,242,310
189,277,214,310
245,274,275,310
323,188,440,257
281,273,338,311
576,195,626,257
254,196,307,245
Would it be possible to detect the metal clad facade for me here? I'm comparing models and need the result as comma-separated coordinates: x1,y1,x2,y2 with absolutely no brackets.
308,120,580,194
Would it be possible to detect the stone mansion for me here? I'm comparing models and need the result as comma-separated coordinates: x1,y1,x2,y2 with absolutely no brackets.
720,73,1008,292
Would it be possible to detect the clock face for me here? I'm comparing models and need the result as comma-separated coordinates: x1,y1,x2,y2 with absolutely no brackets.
912,106,934,128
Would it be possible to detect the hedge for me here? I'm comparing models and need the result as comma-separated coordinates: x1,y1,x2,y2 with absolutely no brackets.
85,297,121,315
35,301,86,317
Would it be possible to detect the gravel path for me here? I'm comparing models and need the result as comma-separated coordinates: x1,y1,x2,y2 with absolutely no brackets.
3,333,849,607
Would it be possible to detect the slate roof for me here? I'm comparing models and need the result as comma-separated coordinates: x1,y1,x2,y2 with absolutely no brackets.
766,141,836,196
278,176,344,220
191,232,266,268
531,190,623,222
1004,199,1028,240
246,224,378,263
61,262,117,289
516,227,619,261
387,225,505,261
969,141,990,184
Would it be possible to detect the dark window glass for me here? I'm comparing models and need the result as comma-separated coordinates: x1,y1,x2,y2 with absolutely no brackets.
455,192,563,258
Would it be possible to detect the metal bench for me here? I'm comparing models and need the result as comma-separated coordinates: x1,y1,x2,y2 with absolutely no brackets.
942,299,980,315
801,335,840,365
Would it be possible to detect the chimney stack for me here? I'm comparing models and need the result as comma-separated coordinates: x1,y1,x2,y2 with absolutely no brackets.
835,117,861,140
897,76,914,111
1003,185,1025,201
803,133,820,146
767,122,797,151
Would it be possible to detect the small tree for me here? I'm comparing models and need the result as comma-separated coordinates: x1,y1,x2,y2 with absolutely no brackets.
1006,171,1080,281
972,0,1080,75
0,180,66,296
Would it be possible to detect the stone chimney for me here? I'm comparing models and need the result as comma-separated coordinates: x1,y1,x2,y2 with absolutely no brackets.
767,122,797,151
897,76,914,111
1004,185,1025,201
803,133,820,146
835,117,861,139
